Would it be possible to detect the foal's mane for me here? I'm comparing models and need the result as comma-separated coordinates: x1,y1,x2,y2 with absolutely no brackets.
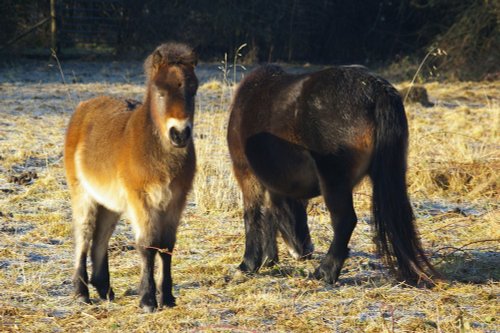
144,42,197,81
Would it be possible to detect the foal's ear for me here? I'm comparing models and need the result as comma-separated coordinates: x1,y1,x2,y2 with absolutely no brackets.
152,50,163,69
190,51,198,67
186,48,198,68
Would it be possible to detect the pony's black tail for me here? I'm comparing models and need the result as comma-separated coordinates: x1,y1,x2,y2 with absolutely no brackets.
370,84,437,283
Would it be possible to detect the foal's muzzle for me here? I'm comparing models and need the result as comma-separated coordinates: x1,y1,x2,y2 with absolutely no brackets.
169,125,192,148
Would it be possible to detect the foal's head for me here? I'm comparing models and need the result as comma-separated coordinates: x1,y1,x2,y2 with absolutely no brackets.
145,43,198,148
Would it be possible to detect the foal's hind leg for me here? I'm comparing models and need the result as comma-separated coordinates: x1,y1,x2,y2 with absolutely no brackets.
71,190,98,303
270,195,314,260
314,170,357,284
90,206,120,301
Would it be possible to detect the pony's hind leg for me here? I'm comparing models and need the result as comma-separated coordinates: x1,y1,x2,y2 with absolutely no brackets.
313,157,358,284
235,168,277,272
71,190,98,303
315,184,357,283
261,191,280,267
90,206,120,301
241,191,278,271
270,195,314,260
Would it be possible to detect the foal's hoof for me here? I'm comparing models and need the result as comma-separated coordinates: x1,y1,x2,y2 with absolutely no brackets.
97,287,115,301
160,295,176,308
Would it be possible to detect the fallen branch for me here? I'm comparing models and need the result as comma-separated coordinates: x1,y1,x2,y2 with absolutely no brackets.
431,238,500,263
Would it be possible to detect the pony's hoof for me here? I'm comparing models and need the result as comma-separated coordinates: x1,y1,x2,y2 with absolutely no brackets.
141,305,157,313
286,241,314,261
262,256,279,268
231,269,250,284
314,266,338,284
238,260,259,273
313,258,342,284
140,295,158,313
75,295,91,304
303,243,315,260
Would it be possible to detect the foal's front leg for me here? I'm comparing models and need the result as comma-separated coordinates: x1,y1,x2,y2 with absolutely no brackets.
157,219,178,308
159,251,176,307
137,246,157,312
138,234,176,311
128,197,159,312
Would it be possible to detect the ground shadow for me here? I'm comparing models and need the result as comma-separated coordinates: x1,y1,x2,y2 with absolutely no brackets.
249,250,393,288
434,250,499,283
240,248,499,286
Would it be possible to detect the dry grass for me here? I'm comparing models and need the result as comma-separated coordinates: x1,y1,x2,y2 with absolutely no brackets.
0,61,498,332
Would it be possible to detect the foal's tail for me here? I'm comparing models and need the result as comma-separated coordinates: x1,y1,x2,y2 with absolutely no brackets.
369,85,437,283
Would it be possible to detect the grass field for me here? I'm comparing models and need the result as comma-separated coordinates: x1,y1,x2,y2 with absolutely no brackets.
0,60,498,332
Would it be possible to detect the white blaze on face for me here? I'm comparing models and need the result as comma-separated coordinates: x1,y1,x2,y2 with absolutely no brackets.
155,91,167,114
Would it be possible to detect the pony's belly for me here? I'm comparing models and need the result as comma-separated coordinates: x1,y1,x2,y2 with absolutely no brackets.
257,163,320,199
245,133,320,199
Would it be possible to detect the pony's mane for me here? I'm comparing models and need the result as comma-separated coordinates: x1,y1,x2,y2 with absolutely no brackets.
237,64,285,87
251,64,285,78
144,42,197,81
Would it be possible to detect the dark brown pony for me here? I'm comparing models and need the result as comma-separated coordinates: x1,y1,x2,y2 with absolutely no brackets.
227,65,436,284
64,43,198,312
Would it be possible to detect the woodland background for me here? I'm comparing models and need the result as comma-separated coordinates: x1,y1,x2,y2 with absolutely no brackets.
0,0,498,80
